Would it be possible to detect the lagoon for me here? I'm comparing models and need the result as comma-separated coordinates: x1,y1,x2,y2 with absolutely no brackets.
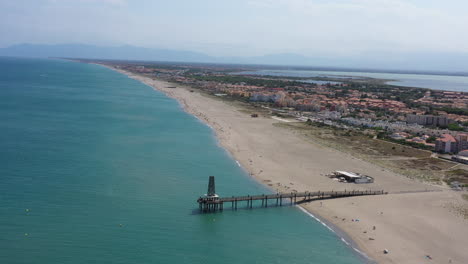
240,69,468,92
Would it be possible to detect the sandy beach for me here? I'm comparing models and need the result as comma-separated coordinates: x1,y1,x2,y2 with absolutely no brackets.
109,66,468,264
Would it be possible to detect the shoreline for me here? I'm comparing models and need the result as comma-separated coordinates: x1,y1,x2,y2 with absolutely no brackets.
98,64,468,264
296,205,375,263
98,64,375,262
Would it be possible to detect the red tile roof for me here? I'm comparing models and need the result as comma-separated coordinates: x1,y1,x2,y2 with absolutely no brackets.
439,134,456,143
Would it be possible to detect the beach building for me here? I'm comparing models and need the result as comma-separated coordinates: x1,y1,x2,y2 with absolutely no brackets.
455,134,468,153
435,133,468,153
406,114,453,127
333,171,374,184
435,134,457,153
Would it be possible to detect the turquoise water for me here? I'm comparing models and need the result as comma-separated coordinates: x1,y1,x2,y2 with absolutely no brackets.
0,57,363,264
240,69,468,92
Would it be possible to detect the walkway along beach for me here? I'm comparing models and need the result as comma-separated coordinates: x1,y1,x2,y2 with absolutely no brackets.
104,65,468,264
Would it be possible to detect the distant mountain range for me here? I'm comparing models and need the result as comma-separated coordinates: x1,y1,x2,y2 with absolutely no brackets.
0,44,322,66
0,44,212,63
1,43,468,73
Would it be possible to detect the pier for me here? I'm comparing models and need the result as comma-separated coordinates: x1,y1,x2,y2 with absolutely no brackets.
197,176,387,213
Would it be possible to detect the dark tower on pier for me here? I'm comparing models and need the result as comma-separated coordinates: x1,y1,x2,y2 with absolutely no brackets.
207,176,216,197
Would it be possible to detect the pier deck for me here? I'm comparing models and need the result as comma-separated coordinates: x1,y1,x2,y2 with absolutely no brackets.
197,189,387,213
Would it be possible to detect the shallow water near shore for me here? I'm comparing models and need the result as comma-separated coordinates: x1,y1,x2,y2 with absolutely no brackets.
0,57,364,264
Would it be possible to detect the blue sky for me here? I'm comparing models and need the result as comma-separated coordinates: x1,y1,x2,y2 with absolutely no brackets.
1,0,468,58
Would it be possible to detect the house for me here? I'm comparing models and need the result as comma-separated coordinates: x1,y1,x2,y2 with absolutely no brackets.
455,134,468,153
406,114,454,127
435,134,457,153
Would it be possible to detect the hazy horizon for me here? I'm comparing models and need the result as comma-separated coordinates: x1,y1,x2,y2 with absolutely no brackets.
2,0,468,71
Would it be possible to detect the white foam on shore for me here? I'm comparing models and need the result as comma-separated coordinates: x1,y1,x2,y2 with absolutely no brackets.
297,206,336,234
235,160,242,167
341,237,350,245
352,247,369,258
297,206,371,261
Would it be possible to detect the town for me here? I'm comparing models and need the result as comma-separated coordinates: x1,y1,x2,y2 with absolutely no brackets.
98,61,468,164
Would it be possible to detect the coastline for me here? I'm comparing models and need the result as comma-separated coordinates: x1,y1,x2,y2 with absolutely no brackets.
100,64,468,264
296,205,375,263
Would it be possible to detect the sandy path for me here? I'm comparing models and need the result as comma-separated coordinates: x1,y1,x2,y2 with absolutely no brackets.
111,67,468,264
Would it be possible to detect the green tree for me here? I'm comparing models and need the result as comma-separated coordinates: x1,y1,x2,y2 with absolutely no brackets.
448,123,464,131
426,136,437,143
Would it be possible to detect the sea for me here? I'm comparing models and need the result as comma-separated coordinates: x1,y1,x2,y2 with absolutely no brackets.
0,57,364,264
238,69,468,92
